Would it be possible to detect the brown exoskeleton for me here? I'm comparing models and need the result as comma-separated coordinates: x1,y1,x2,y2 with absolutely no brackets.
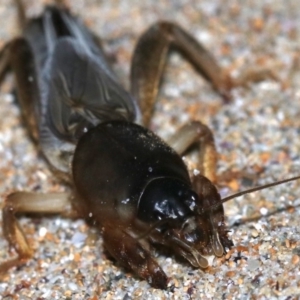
0,0,299,289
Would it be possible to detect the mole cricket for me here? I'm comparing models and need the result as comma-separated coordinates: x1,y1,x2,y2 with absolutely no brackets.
0,0,299,290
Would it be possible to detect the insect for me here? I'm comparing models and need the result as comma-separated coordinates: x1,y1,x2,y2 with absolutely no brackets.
0,0,299,291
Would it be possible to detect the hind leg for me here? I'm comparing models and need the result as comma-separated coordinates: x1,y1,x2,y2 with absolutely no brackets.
130,21,231,126
131,21,277,126
0,192,76,274
0,38,41,141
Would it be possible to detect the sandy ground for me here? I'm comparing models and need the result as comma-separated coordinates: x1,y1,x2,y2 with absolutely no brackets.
0,0,300,299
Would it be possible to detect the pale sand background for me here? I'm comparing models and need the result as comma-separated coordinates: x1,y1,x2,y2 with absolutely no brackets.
0,0,300,299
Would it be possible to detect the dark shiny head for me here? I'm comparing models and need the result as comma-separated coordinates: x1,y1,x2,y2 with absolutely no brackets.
137,175,233,268
137,177,197,222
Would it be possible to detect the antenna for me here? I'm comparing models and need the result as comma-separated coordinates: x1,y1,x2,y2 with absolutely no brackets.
202,175,300,214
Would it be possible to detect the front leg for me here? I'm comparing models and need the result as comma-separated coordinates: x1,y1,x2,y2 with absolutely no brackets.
0,192,76,274
102,225,168,289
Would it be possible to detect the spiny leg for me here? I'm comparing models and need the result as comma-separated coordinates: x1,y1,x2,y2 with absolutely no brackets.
102,225,168,289
0,38,40,141
166,121,218,183
130,21,231,126
131,21,278,126
0,192,76,274
166,121,247,186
